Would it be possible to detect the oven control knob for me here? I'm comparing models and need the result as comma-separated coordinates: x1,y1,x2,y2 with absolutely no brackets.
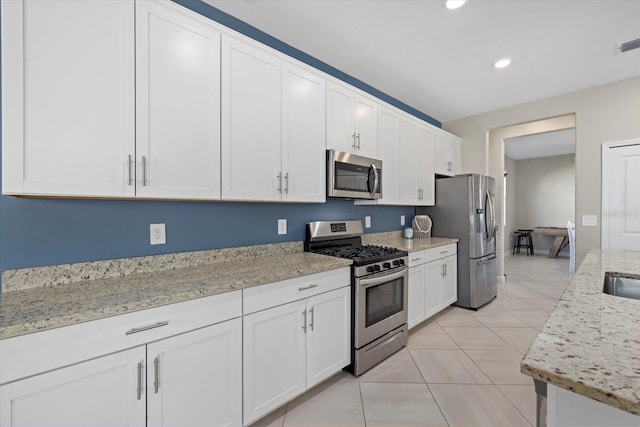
383,262,391,269
374,265,381,272
367,266,375,273
392,260,400,266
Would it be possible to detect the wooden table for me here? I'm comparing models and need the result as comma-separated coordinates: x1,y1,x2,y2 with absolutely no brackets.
533,227,568,258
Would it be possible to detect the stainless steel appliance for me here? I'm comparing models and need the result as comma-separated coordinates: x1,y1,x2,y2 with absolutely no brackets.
418,174,497,309
305,220,408,376
327,150,382,200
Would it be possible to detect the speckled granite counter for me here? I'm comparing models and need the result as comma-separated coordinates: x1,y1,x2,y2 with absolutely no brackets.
363,231,458,252
521,249,640,416
0,245,351,340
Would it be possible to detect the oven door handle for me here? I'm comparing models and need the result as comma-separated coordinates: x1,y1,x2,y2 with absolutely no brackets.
359,266,408,288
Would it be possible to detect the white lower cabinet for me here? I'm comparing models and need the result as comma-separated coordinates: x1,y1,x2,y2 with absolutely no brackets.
0,347,146,427
408,245,458,329
243,284,350,425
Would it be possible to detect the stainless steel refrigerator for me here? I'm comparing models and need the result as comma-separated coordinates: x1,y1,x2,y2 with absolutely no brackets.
417,174,497,309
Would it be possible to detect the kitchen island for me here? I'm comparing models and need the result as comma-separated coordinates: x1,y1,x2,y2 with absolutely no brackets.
521,249,640,425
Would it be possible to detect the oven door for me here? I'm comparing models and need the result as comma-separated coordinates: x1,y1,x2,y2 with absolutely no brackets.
327,150,382,199
354,266,408,349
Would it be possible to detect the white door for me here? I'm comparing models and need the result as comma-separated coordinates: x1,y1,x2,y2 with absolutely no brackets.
440,256,458,307
0,347,146,427
326,83,355,153
399,117,420,205
407,264,426,329
281,62,326,202
136,1,221,200
2,0,135,197
222,36,282,201
424,261,442,319
147,318,242,427
377,107,401,204
418,125,436,206
602,141,640,250
306,287,351,388
243,300,306,425
354,94,378,158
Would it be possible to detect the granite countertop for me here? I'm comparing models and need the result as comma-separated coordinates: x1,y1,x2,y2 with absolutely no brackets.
0,251,351,340
521,249,640,416
363,233,458,253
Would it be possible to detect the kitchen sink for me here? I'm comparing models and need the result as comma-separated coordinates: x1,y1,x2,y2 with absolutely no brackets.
602,272,640,300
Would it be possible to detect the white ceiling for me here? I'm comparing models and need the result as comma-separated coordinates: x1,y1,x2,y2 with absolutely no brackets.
205,0,640,123
504,128,575,160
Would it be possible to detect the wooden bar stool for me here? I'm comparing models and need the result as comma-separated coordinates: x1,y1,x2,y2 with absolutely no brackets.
513,229,534,256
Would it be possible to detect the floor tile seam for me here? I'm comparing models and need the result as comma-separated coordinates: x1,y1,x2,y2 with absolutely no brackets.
494,384,536,427
356,379,368,427
423,383,453,427
459,347,521,386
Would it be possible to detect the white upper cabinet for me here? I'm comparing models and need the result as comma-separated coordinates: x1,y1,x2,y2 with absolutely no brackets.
434,131,462,176
281,62,326,203
136,1,221,200
221,36,282,201
1,0,135,197
417,125,435,206
326,82,378,158
222,36,326,203
399,117,421,205
376,107,402,204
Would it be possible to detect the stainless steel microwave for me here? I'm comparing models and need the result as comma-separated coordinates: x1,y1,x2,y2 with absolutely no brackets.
327,150,382,199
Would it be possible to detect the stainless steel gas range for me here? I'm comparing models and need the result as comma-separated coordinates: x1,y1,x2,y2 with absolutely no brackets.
305,220,409,376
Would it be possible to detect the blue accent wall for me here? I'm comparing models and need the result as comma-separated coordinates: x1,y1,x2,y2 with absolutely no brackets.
0,1,434,287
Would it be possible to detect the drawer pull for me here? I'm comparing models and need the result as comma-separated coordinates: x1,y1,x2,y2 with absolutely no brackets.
440,250,449,254
411,257,422,262
299,284,319,291
125,321,169,335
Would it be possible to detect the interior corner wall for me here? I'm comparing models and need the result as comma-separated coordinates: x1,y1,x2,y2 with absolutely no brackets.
443,76,640,268
504,156,517,256
515,154,575,255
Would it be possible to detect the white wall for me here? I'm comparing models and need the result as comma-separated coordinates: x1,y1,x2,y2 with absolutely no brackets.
515,154,575,255
504,156,517,255
444,76,640,268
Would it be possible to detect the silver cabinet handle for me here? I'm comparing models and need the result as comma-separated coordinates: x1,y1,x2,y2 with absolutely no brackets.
284,173,289,193
444,263,447,277
136,361,143,400
447,161,453,172
440,250,449,255
441,264,444,277
352,132,357,149
127,155,134,186
153,356,160,394
125,321,169,335
141,156,147,186
309,307,315,331
299,284,318,291
356,132,361,149
277,173,282,193
302,309,307,333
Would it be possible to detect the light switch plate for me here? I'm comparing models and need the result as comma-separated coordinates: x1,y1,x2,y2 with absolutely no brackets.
401,215,405,226
278,218,287,235
582,215,598,227
365,216,371,228
150,223,166,245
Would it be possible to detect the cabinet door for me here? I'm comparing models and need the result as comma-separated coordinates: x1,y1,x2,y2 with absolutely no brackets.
147,318,242,427
2,0,135,197
434,132,461,177
377,107,401,204
0,347,146,427
354,94,378,158
408,264,426,329
243,300,306,425
326,82,355,153
136,1,221,200
417,125,435,206
281,63,326,202
425,261,442,319
440,256,458,307
222,36,282,201
306,287,351,388
399,117,420,205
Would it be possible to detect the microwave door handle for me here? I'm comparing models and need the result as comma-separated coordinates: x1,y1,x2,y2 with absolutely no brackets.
369,163,379,198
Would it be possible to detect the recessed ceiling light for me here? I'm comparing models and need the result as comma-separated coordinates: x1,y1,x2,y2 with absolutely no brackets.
445,0,467,10
494,58,511,69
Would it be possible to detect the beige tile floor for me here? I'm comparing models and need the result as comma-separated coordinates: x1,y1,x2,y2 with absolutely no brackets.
250,254,572,427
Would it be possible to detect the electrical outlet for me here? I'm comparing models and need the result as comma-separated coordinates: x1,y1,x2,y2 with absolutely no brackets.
401,215,405,226
365,216,371,228
150,223,166,245
582,215,598,227
278,218,287,235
